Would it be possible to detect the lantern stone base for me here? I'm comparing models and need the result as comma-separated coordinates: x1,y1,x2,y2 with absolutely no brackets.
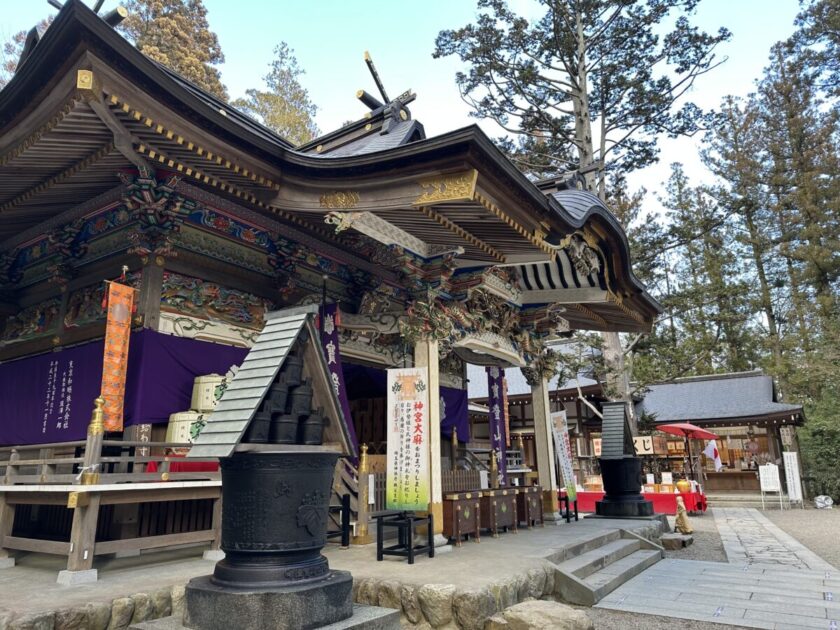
183,571,355,630
132,598,399,630
595,456,654,519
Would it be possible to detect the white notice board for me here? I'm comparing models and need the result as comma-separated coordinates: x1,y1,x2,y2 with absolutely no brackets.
759,464,781,491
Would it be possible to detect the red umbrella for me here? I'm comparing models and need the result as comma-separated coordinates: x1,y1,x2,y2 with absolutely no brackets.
656,423,718,440
656,423,719,483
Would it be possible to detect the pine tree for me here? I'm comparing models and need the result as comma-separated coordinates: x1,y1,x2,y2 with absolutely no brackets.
232,43,319,146
793,0,840,99
702,96,785,377
120,0,228,101
434,0,730,404
759,45,839,336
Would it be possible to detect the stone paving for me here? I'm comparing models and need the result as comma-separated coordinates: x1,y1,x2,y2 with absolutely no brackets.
714,507,834,571
597,508,840,629
0,517,663,629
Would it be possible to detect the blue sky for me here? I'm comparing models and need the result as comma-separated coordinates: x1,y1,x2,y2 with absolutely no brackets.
1,0,801,206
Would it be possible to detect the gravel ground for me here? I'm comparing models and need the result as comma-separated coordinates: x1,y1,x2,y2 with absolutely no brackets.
662,512,727,562
762,507,840,569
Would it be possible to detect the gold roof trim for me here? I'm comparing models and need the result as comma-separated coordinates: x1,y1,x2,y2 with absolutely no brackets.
416,205,505,262
105,92,281,192
473,191,554,255
606,291,646,324
568,303,608,327
134,142,322,234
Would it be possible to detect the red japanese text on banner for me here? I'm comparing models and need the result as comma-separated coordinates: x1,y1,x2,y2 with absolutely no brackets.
386,367,430,511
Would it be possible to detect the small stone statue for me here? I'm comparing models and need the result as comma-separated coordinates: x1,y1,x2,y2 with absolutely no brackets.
674,495,694,534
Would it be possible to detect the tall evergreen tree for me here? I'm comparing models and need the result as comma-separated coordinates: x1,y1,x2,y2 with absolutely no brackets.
793,0,840,99
435,0,730,404
120,0,228,100
702,96,786,379
232,43,319,146
759,45,839,338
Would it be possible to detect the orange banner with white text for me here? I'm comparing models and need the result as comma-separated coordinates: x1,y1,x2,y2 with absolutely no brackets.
100,281,134,432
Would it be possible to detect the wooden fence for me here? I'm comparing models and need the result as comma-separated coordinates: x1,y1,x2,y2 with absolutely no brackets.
0,404,222,581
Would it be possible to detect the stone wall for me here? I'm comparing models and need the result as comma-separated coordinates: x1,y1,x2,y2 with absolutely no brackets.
353,562,559,629
0,566,563,630
0,584,184,630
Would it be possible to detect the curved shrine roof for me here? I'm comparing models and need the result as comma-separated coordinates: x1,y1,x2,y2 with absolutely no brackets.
0,0,661,333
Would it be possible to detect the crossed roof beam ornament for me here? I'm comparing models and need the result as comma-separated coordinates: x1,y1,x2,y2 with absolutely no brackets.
356,51,416,135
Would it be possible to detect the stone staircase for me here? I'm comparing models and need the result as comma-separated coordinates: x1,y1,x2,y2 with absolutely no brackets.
706,492,790,509
552,529,664,606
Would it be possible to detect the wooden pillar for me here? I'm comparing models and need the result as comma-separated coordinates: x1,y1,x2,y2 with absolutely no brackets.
413,338,443,536
0,493,15,568
530,378,560,519
63,493,101,576
137,256,165,331
132,256,165,454
57,398,107,583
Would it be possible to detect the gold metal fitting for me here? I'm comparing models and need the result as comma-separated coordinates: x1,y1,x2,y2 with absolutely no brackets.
359,443,369,474
67,491,90,508
80,471,100,485
88,397,106,436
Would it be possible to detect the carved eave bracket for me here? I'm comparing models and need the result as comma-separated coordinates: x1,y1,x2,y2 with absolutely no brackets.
122,172,188,259
450,266,522,306
559,232,603,279
521,347,566,387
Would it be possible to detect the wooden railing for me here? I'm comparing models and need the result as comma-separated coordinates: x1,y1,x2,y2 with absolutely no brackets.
0,399,223,580
0,439,220,485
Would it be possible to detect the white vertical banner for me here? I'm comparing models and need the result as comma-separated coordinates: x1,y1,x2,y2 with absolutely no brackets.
783,451,803,503
386,367,430,511
551,410,577,502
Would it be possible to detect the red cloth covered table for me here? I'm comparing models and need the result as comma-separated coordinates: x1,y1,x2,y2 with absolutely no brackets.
571,491,706,515
146,456,219,474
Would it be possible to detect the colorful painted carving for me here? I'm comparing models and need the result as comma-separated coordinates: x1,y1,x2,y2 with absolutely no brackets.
77,205,131,241
63,273,141,329
1,298,61,344
160,271,273,329
400,288,551,365
121,173,189,258
187,207,275,251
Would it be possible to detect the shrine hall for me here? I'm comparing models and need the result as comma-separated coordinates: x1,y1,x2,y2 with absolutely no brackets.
0,0,660,578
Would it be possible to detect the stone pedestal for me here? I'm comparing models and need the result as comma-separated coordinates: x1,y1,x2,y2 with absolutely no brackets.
595,457,654,518
185,572,353,630
56,568,97,585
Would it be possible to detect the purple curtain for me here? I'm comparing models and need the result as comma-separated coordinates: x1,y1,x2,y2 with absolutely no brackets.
440,387,469,442
0,330,248,445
